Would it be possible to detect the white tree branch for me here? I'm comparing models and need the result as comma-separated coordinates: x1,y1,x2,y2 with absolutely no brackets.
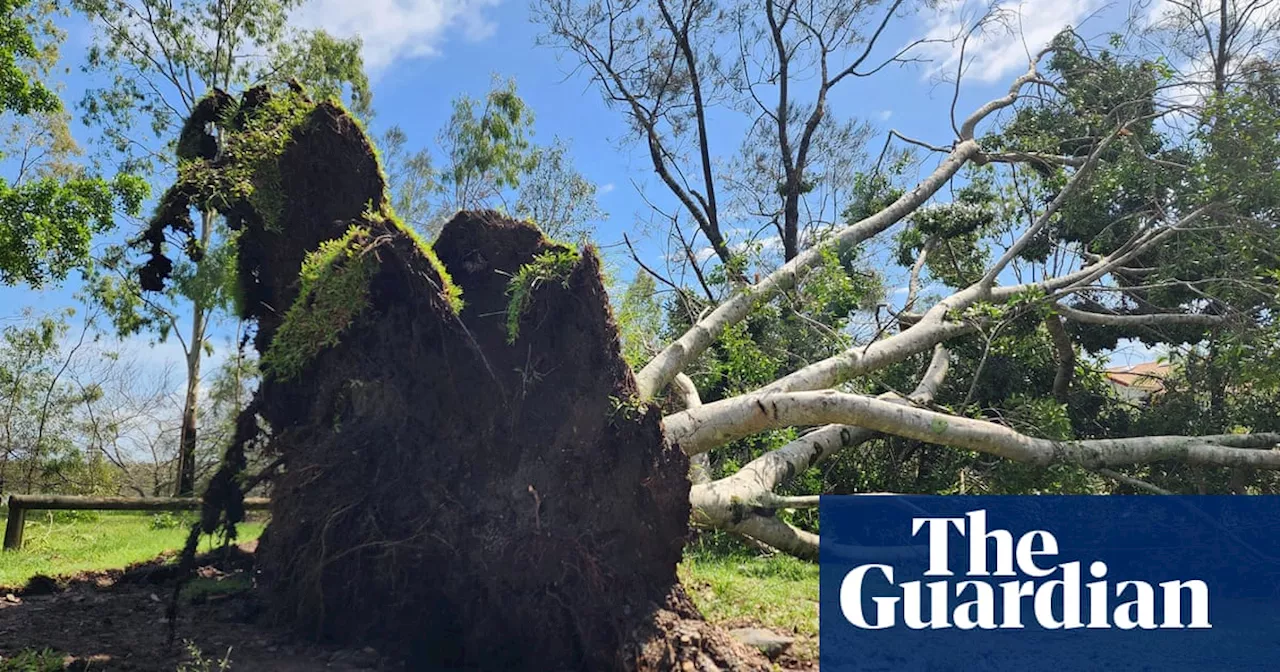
634,54,1052,399
687,347,951,557
1055,304,1226,327
668,390,1280,469
670,372,712,484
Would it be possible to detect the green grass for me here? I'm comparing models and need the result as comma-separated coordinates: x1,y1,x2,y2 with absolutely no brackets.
679,539,820,662
0,510,264,589
0,648,64,671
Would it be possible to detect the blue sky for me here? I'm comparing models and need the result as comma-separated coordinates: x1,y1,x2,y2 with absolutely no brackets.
0,0,1157,378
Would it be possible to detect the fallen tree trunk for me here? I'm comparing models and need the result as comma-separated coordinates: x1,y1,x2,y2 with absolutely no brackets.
145,87,769,671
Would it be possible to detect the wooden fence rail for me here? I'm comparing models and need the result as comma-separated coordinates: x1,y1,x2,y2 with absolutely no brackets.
2,494,270,550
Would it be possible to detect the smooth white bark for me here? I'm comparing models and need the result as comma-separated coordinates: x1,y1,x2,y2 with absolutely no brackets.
635,55,1049,399
687,347,951,556
1055,304,1226,327
668,390,1280,469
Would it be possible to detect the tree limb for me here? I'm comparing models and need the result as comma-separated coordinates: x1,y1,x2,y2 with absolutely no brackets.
1055,303,1227,326
667,390,1280,469
634,54,1050,398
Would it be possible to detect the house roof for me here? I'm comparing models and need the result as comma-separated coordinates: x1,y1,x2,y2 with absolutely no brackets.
1105,362,1171,392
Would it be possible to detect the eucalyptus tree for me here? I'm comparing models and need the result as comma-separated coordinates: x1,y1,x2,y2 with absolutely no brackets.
535,0,914,268
546,2,1280,557
381,79,605,242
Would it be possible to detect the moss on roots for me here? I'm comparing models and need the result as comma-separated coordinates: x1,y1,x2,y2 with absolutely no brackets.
505,244,579,343
142,87,316,292
363,202,464,313
262,225,377,380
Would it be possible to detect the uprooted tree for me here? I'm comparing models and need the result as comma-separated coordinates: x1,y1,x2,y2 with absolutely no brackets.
145,85,772,670
136,11,1280,670
535,0,1280,558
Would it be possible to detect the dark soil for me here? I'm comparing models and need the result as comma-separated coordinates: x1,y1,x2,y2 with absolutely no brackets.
0,542,393,671
252,210,748,670
0,544,793,671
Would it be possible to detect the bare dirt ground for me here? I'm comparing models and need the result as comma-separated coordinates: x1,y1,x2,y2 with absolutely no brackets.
0,541,393,671
0,541,815,671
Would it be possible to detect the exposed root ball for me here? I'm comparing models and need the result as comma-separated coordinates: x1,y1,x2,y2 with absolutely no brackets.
162,87,770,671
255,211,694,670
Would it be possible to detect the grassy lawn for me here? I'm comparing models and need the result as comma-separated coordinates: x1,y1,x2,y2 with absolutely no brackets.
679,539,820,662
0,509,264,589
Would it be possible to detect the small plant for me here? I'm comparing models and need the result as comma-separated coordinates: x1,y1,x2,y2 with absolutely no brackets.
0,649,64,672
47,509,99,524
505,245,579,343
177,640,232,672
608,394,648,422
150,511,185,530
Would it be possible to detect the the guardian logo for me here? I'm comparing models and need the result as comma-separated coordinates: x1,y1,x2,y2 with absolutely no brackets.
840,510,1212,631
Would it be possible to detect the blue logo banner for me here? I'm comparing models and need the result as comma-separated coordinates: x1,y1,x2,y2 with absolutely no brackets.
819,496,1280,671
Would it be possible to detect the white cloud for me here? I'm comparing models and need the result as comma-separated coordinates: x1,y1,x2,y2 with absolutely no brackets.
914,0,1099,84
879,110,893,121
599,182,616,194
295,0,502,73
694,246,717,263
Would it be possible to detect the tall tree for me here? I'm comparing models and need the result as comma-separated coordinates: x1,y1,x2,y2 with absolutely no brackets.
536,0,904,267
381,78,605,241
74,0,370,495
0,0,145,287
542,2,1280,557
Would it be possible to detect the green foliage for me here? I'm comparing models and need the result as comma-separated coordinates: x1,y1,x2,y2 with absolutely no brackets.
0,310,111,493
76,0,372,175
504,245,580,343
150,511,192,530
176,89,312,231
272,29,371,118
513,138,606,243
608,394,648,422
379,125,438,232
0,0,149,288
378,78,603,239
616,273,664,370
442,77,538,206
0,0,59,116
0,172,146,286
894,176,999,289
263,226,377,380
0,648,64,672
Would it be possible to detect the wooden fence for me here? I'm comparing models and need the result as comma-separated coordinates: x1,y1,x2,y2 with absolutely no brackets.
1,494,270,550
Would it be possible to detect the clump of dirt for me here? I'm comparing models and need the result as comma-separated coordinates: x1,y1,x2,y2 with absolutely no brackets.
144,86,771,671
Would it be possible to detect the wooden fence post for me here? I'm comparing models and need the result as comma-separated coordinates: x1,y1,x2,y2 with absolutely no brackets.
4,504,26,550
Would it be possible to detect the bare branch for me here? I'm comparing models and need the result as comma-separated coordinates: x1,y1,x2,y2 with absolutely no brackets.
635,53,1048,398
1055,303,1227,327
667,390,1280,470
